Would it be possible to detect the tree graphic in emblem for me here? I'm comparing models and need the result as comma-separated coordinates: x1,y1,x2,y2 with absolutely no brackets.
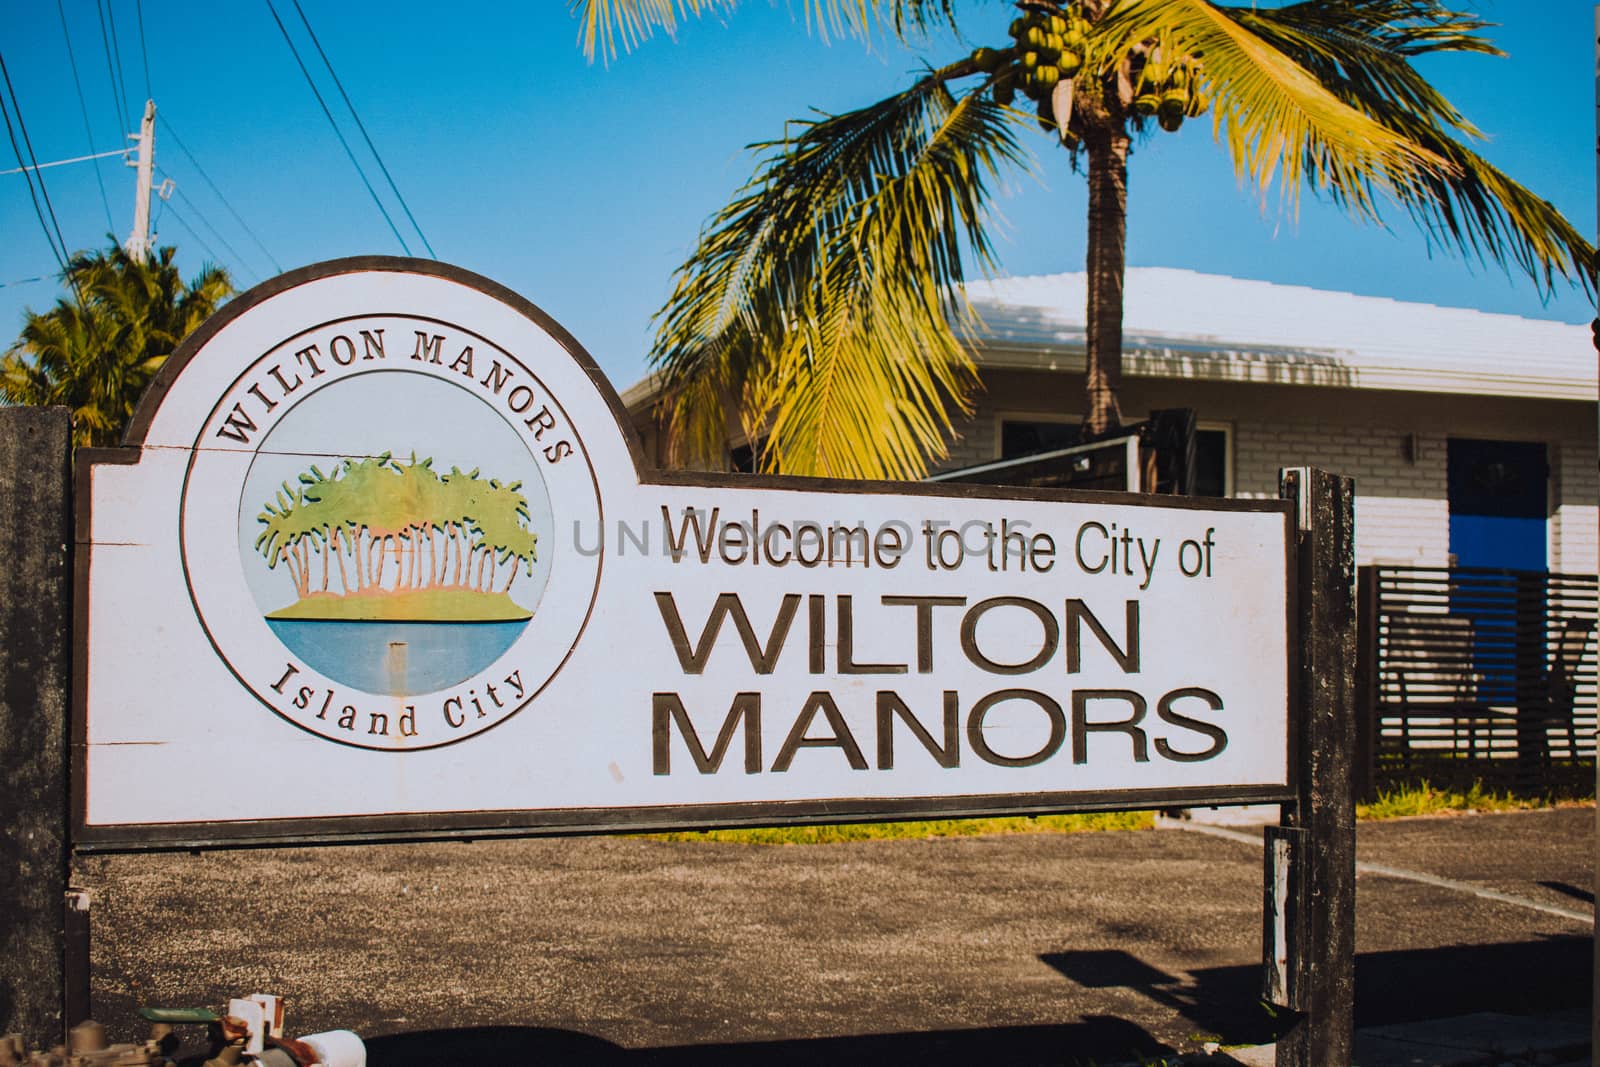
254,453,540,621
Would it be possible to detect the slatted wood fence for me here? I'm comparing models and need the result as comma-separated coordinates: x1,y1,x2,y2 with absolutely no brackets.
1358,565,1597,797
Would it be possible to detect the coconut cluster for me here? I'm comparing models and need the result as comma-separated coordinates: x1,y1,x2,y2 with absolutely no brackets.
969,5,1210,138
969,8,1086,110
1134,50,1209,132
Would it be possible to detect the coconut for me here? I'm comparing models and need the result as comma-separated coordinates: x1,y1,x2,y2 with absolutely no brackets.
1035,96,1055,132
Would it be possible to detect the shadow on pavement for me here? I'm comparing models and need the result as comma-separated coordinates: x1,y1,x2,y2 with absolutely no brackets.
1348,934,1592,1027
1040,934,1593,1049
362,936,1592,1064
365,1017,1174,1066
1538,880,1595,905
1042,949,1283,1047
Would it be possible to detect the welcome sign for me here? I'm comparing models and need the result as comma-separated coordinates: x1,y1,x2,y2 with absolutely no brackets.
75,259,1294,847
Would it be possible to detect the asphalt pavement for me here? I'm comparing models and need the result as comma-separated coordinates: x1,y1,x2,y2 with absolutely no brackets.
71,806,1594,1065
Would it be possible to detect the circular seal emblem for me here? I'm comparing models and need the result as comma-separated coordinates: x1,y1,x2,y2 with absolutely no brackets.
180,308,603,750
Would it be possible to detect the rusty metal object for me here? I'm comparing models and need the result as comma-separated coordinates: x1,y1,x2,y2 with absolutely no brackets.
200,1040,245,1067
264,1037,319,1067
3,997,362,1067
66,1023,106,1055
0,1027,172,1066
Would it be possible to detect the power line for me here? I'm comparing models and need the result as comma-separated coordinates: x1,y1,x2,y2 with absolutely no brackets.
263,0,413,255
0,49,74,276
104,0,133,129
0,99,65,271
290,0,434,258
157,115,282,274
57,0,116,231
156,200,229,272
135,0,152,100
95,0,129,137
156,167,259,284
0,147,127,177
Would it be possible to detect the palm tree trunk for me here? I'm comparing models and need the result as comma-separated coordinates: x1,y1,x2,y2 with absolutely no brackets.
1083,125,1129,438
332,528,351,595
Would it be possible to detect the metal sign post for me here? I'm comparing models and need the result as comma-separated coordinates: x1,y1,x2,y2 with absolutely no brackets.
1266,468,1357,1066
0,407,73,1047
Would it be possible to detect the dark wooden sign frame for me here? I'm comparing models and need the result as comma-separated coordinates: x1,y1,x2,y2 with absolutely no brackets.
0,258,1354,1067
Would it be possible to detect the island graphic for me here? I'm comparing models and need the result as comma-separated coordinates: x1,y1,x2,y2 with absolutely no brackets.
237,372,554,698
254,452,539,622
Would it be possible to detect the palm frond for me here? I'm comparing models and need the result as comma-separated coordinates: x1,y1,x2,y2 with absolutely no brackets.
1234,0,1594,293
572,0,966,59
573,0,734,60
650,62,1028,478
1094,0,1447,221
885,0,962,41
1232,0,1494,136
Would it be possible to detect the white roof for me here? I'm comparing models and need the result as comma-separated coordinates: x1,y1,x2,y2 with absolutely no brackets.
963,267,1595,401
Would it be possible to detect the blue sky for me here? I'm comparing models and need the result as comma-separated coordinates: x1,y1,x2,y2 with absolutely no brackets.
2,1,1595,390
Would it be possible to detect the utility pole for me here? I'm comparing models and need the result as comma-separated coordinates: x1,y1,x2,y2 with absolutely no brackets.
124,99,156,264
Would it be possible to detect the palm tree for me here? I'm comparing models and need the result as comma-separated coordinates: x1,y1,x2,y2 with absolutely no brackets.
581,0,1593,479
0,244,232,448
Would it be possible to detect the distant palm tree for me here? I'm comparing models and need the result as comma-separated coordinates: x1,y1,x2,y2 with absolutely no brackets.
581,0,1593,479
0,244,232,447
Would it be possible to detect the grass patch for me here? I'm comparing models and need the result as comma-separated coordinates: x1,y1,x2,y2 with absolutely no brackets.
641,811,1154,844
1357,780,1590,820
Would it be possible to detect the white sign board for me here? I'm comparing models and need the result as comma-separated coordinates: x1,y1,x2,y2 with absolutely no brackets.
75,261,1293,847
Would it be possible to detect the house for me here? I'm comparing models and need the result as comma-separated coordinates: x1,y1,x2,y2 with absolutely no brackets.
623,267,1598,576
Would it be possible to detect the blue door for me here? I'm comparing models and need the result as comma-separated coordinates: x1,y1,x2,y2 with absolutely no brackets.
1447,438,1548,572
1447,438,1548,707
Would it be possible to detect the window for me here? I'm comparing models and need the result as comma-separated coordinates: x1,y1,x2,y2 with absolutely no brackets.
1193,425,1231,498
998,415,1232,496
999,416,1080,460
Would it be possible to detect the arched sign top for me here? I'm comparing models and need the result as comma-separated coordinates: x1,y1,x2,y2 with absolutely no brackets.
76,259,1295,850
125,256,650,484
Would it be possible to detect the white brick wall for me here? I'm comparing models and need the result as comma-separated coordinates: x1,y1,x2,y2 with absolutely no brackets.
942,382,1597,574
942,414,996,470
1232,420,1453,566
1551,436,1599,576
